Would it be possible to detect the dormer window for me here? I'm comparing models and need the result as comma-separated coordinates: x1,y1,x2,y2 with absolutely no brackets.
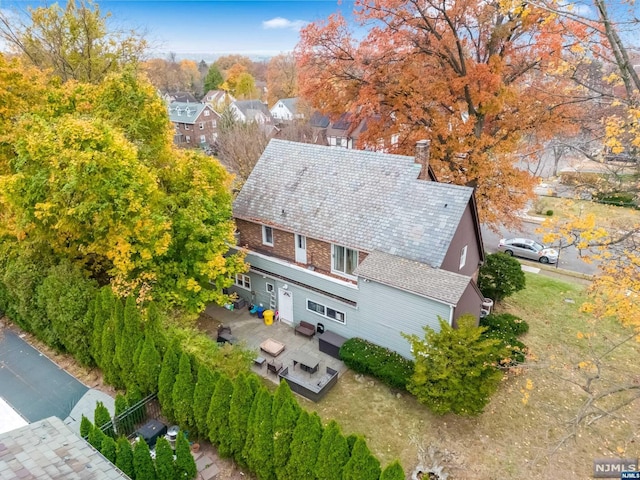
332,244,359,278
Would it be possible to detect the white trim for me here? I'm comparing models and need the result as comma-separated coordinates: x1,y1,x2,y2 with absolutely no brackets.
234,273,251,290
459,245,468,270
238,248,359,290
306,298,346,325
262,225,274,246
331,244,359,280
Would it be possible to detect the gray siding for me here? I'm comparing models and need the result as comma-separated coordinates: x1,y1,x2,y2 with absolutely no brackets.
240,252,452,359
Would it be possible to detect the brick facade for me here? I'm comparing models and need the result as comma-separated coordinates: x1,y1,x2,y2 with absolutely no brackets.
172,108,219,148
235,219,367,282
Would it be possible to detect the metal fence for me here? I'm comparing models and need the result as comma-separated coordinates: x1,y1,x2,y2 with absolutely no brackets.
97,393,161,438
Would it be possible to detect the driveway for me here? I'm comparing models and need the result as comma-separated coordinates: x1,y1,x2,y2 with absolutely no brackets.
0,329,88,423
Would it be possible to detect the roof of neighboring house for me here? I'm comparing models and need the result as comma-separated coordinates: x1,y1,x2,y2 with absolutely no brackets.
234,139,473,268
273,97,298,113
203,89,235,105
326,113,367,139
0,416,130,479
171,91,198,103
354,251,471,305
310,111,330,128
168,102,218,124
232,100,273,123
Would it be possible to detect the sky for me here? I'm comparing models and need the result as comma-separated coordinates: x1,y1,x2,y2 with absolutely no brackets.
2,0,357,59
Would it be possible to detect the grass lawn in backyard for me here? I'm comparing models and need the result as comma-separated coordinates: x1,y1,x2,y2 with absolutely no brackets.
532,196,640,228
309,273,640,479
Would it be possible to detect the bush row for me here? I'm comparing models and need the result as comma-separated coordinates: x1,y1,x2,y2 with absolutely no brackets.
480,313,530,364
340,338,415,391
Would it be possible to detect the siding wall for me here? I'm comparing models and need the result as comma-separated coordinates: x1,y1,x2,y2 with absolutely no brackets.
441,204,482,276
237,251,452,358
452,281,483,327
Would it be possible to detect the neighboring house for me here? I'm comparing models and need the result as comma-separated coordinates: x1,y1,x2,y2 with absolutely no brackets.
270,97,304,122
231,139,485,358
0,417,130,479
161,91,199,104
168,101,220,148
325,112,368,149
230,100,274,125
203,89,236,110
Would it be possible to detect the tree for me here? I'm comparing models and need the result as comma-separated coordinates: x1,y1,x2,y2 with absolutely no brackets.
204,64,224,92
342,437,381,480
478,253,526,302
192,366,218,438
207,374,234,452
405,315,508,416
0,0,146,83
172,352,195,429
235,72,257,99
297,0,581,227
100,436,117,464
80,415,92,439
91,287,112,366
380,460,405,480
158,343,179,421
285,411,323,479
314,420,350,480
87,424,105,451
175,431,197,479
154,436,176,480
228,373,257,458
94,401,112,433
116,436,135,479
214,54,253,72
273,387,302,478
133,438,157,480
214,120,270,182
266,53,297,106
118,296,143,389
136,332,162,395
245,388,275,480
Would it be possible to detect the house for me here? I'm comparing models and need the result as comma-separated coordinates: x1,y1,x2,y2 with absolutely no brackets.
270,97,304,122
203,89,236,110
161,91,199,104
325,112,368,149
231,139,485,358
0,416,130,479
168,101,220,148
230,99,274,125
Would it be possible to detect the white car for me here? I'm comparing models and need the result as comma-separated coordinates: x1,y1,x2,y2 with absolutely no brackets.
498,238,558,264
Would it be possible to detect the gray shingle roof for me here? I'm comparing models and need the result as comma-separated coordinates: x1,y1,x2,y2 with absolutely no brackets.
233,139,473,268
278,97,298,114
232,100,273,123
0,417,130,479
354,251,471,305
168,101,212,124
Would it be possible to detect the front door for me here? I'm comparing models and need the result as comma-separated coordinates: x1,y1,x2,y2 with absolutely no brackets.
295,234,307,264
277,288,294,325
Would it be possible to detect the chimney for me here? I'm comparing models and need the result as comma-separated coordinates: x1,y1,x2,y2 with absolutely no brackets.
415,139,431,180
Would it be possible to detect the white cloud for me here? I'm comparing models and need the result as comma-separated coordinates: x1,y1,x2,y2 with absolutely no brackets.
262,17,308,31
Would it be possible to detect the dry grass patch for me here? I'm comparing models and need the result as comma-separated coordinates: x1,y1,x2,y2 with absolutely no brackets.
533,196,640,228
309,273,640,479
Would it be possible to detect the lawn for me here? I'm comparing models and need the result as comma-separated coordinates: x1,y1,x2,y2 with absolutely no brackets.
309,273,640,479
532,196,640,229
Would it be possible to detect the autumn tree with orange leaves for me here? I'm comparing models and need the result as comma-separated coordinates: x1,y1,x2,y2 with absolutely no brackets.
296,0,586,226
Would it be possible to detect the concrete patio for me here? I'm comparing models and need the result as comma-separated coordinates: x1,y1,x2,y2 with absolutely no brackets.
202,304,347,384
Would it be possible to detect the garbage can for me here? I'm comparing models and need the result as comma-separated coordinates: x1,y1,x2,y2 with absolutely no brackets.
263,309,274,325
257,305,265,319
316,323,325,334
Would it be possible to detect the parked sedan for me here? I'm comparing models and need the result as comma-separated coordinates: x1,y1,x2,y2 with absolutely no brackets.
498,238,559,264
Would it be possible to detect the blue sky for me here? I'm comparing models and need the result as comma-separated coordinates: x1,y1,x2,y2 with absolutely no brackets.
3,1,356,59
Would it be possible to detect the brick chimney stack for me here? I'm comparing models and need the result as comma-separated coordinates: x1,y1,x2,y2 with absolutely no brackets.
415,139,431,180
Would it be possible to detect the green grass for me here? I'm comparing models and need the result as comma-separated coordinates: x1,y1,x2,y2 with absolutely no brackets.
311,273,640,479
532,197,640,228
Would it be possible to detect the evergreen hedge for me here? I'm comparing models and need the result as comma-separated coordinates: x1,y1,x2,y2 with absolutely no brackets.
339,337,414,390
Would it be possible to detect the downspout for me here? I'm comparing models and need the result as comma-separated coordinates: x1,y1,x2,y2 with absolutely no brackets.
449,304,455,327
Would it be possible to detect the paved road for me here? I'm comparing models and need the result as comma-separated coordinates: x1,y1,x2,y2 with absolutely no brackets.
481,221,600,276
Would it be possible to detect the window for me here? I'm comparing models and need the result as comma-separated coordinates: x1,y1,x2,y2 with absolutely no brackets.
200,135,206,143
212,120,217,128
262,225,274,246
234,274,251,290
307,299,346,324
186,136,191,143
332,244,359,277
199,122,204,129
459,245,468,270
266,282,274,293
185,124,190,130
204,109,210,116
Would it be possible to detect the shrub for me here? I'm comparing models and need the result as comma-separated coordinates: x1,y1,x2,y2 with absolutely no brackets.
480,313,529,336
405,315,508,416
478,252,526,302
546,209,554,216
339,338,414,390
481,313,529,365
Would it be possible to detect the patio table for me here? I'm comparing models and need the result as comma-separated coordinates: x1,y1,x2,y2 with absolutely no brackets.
292,352,320,374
